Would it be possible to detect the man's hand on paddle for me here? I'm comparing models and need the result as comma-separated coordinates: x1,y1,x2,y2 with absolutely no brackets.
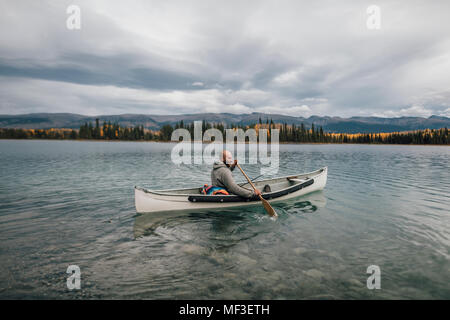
232,159,261,196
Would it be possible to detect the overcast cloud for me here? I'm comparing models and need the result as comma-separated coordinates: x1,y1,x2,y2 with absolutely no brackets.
1,0,450,117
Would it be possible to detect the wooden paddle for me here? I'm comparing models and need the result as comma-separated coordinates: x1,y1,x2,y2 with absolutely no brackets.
236,163,278,218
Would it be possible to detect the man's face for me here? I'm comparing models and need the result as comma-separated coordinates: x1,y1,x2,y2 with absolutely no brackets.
223,151,233,165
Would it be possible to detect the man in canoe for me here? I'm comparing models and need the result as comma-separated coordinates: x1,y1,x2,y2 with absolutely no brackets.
210,150,262,198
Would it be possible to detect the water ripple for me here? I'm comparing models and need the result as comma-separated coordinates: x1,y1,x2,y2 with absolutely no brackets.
0,141,449,299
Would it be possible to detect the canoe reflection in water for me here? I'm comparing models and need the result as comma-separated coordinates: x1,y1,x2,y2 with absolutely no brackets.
133,191,327,239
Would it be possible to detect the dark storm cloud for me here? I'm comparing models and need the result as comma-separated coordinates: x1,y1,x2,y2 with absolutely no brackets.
0,0,449,117
0,54,202,91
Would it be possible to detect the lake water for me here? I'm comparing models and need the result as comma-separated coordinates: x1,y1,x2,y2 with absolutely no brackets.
0,140,449,299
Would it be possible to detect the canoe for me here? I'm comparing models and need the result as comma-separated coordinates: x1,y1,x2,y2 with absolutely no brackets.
134,167,327,214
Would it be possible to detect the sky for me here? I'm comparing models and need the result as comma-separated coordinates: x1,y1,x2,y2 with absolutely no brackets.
0,0,450,117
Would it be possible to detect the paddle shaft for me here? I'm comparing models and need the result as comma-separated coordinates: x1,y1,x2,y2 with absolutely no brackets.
236,164,277,218
236,164,262,200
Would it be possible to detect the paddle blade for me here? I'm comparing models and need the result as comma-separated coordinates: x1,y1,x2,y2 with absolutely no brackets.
261,197,278,218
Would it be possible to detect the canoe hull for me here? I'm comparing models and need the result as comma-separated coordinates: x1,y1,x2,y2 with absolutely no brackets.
135,167,327,214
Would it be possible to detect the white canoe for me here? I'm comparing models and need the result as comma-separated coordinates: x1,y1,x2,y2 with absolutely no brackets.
135,167,327,214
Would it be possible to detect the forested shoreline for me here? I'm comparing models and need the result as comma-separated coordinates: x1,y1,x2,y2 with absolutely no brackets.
0,118,448,145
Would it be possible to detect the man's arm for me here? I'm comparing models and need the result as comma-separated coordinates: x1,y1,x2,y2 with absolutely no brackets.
221,170,254,198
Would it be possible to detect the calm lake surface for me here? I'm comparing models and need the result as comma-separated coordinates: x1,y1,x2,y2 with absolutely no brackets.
0,140,449,299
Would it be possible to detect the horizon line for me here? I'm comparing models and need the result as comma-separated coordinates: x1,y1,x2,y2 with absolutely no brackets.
0,112,448,120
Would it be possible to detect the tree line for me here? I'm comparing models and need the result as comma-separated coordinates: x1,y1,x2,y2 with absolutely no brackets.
0,118,448,145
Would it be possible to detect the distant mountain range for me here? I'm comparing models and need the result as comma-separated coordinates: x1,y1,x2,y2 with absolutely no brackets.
1,112,449,133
